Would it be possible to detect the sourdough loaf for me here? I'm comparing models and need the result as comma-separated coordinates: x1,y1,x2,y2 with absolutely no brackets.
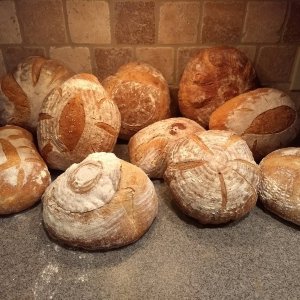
37,73,121,171
259,147,300,225
102,62,171,140
178,46,256,128
0,56,74,130
43,152,158,250
0,125,51,214
128,117,205,178
164,130,260,224
209,88,300,161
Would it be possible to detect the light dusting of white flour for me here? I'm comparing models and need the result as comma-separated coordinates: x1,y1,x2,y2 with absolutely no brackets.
0,143,7,164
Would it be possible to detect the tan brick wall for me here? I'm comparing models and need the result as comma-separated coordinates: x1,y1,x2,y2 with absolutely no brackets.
0,0,299,102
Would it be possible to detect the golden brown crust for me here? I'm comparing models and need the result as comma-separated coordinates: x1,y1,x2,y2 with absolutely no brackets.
0,56,74,130
209,88,300,161
164,130,260,225
128,117,205,178
42,154,158,250
259,148,300,225
0,125,51,214
37,73,121,171
179,46,256,128
102,62,171,140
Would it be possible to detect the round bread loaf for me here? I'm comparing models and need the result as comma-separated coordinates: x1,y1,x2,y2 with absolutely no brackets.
102,62,171,139
178,46,256,128
209,88,300,161
37,73,121,171
0,125,51,214
164,130,261,224
0,56,74,130
259,148,300,225
128,117,205,178
42,152,158,250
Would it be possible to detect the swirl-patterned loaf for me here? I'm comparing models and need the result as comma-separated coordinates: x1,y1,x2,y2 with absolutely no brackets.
129,117,205,178
37,73,121,171
209,88,300,161
164,130,261,224
259,148,300,225
102,62,171,139
179,47,256,128
0,56,74,130
42,152,158,250
0,125,51,214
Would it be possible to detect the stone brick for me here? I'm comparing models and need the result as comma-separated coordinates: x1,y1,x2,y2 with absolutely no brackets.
201,1,245,43
16,0,67,44
115,1,155,44
49,47,92,74
158,2,201,44
136,47,174,84
236,45,256,62
176,47,203,83
0,50,6,77
67,0,111,44
255,46,297,84
3,47,45,73
283,0,300,43
94,47,134,81
242,1,286,43
0,1,21,44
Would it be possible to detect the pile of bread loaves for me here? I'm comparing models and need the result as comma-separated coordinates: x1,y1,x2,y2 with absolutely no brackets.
0,46,299,251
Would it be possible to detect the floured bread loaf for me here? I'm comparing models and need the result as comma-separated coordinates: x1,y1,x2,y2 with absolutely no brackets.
164,130,260,224
37,73,121,171
128,117,205,178
43,152,158,250
259,148,300,225
209,88,300,161
0,56,74,130
102,62,171,140
179,46,256,128
0,125,51,214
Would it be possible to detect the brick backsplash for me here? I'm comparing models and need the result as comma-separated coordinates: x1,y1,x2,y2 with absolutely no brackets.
0,0,299,99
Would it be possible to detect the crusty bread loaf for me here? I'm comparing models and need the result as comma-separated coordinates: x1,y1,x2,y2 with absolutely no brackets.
128,117,205,178
164,130,260,224
0,56,74,130
178,46,256,128
259,148,300,225
0,125,51,214
209,88,300,161
37,73,121,171
102,62,171,140
42,152,158,250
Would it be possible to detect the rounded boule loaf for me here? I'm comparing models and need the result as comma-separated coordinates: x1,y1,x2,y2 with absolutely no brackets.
209,88,300,161
0,125,51,214
178,46,256,128
259,147,300,225
102,62,171,140
164,130,261,224
37,73,121,171
128,117,205,178
42,152,158,250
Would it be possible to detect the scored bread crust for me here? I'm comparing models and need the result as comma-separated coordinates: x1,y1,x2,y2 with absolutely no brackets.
209,88,300,161
259,147,300,225
102,62,171,140
42,152,158,250
128,117,205,178
37,73,121,171
0,56,74,130
0,125,51,214
164,130,261,224
178,46,256,128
